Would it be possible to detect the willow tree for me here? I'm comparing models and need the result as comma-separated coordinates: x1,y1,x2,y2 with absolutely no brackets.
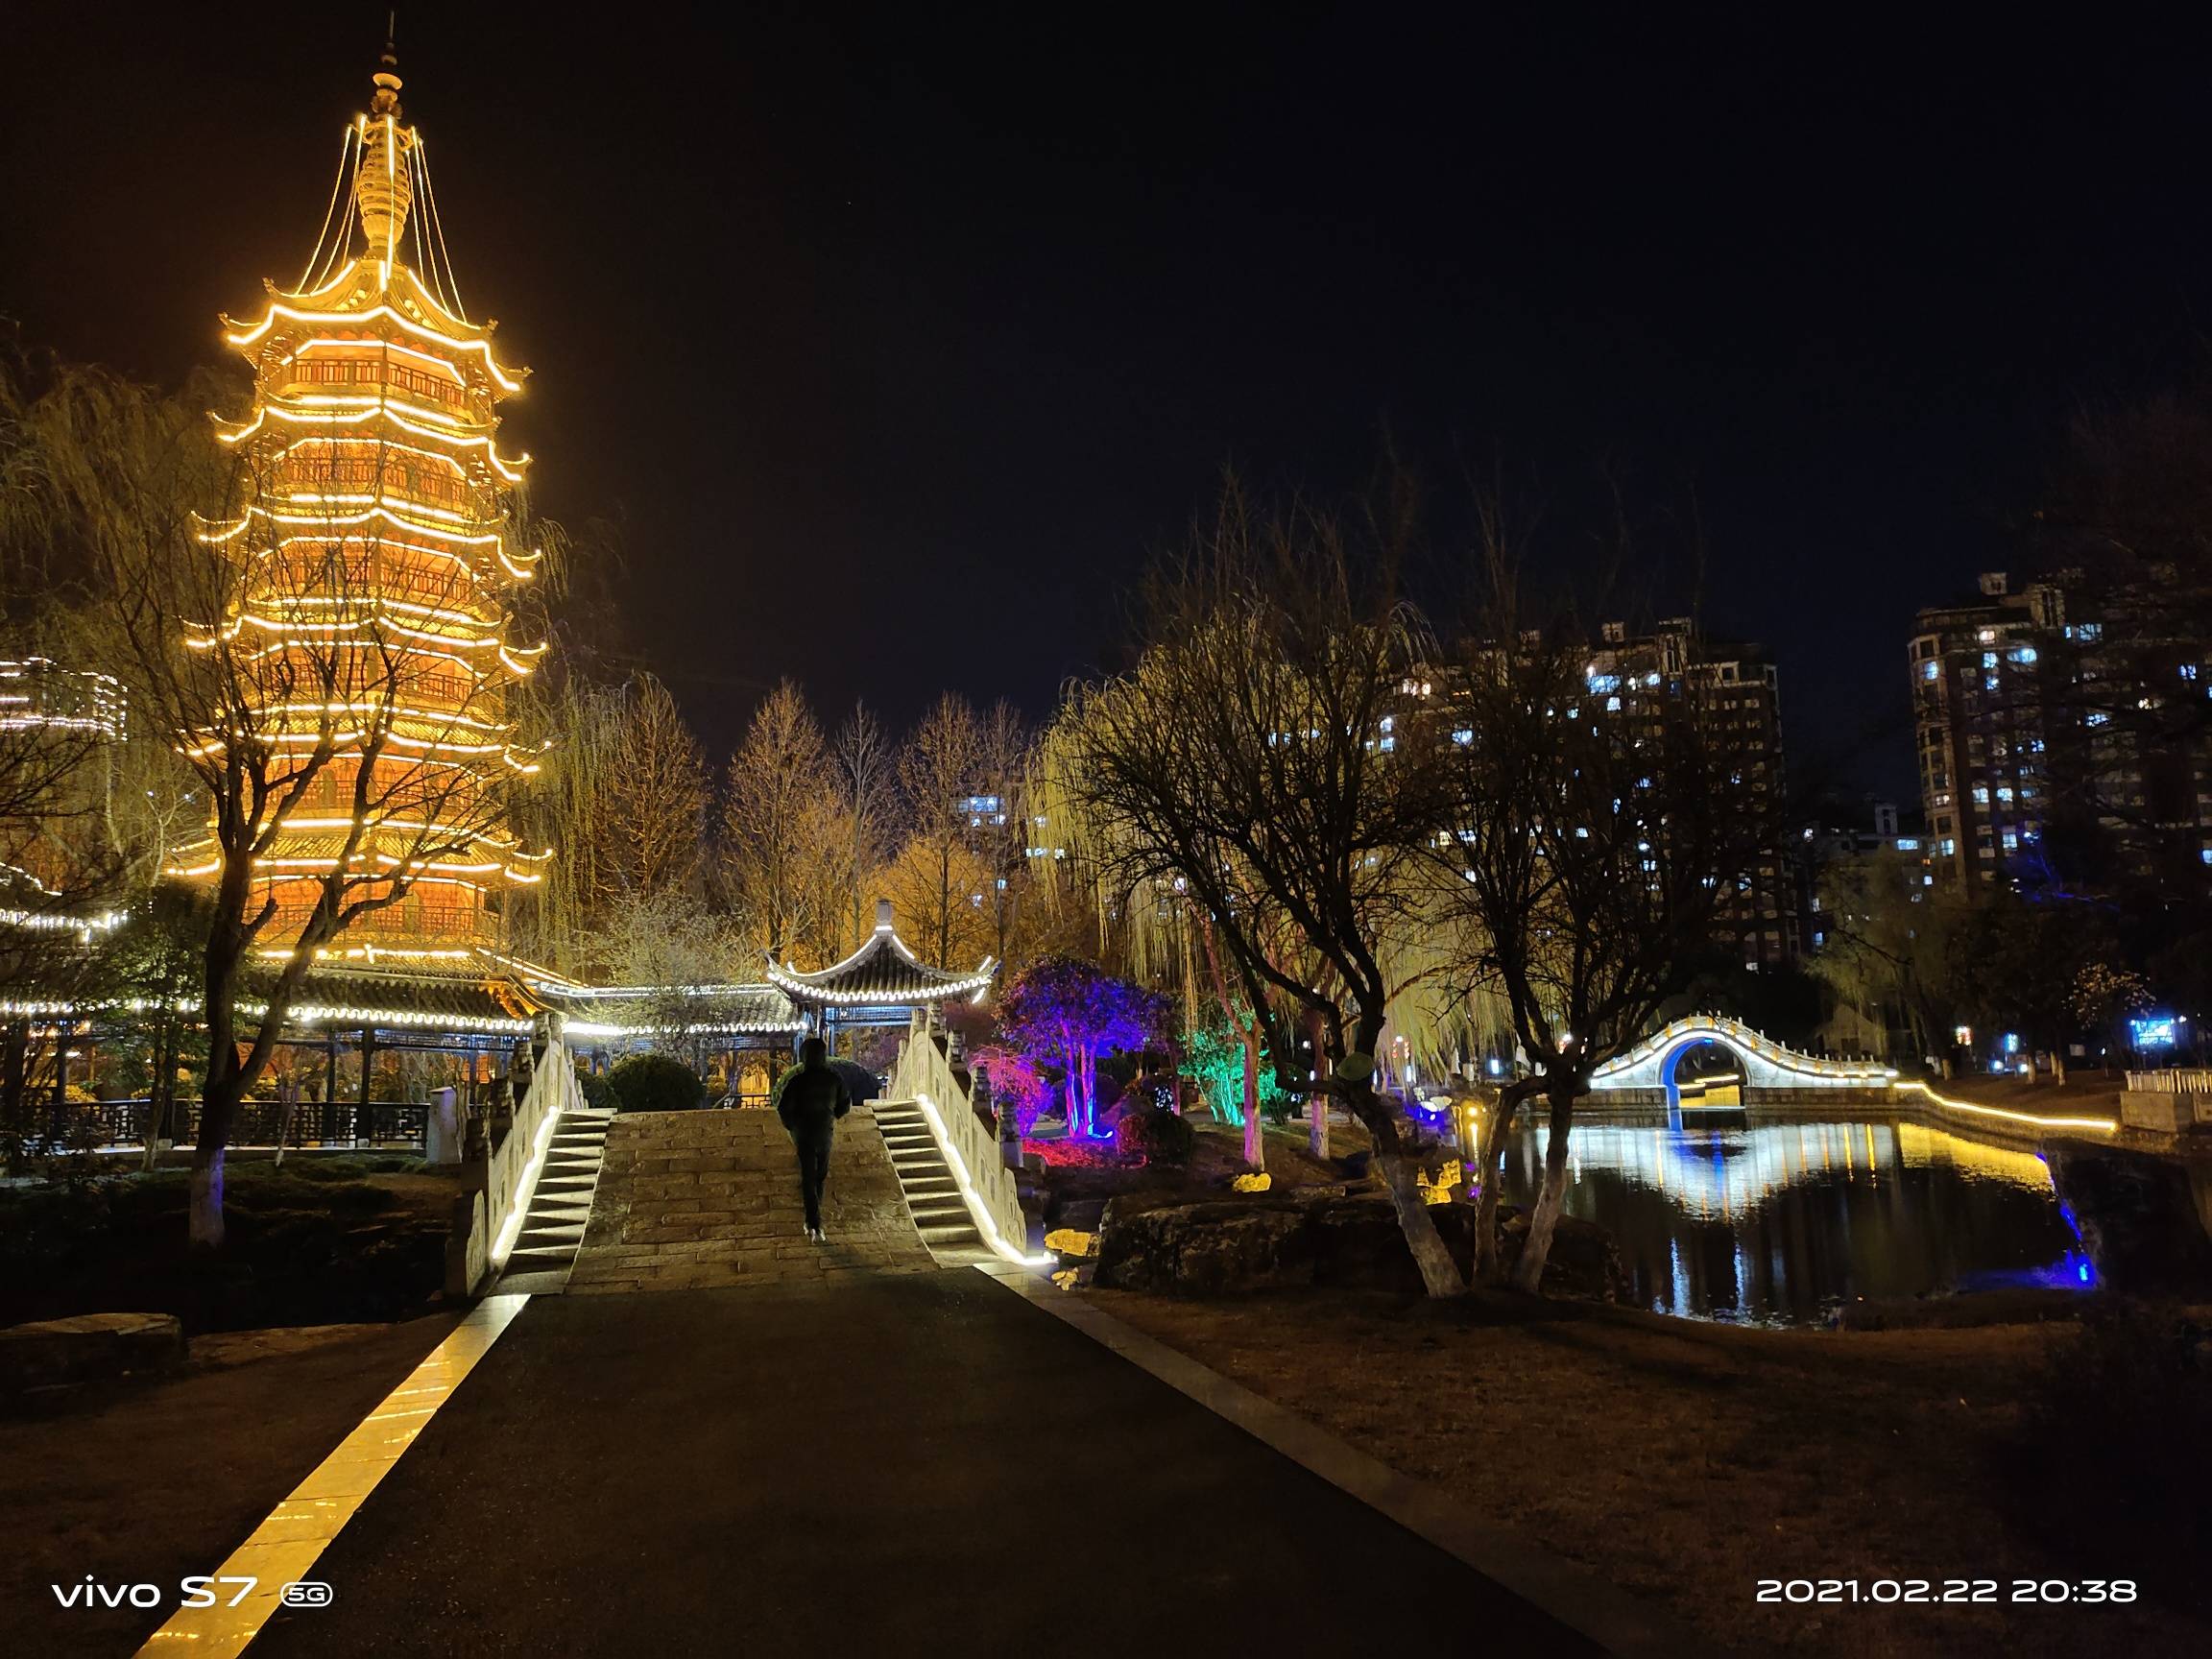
1066,483,1464,1296
11,359,558,1243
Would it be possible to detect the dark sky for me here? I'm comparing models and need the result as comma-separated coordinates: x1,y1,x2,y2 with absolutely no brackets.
8,4,2212,803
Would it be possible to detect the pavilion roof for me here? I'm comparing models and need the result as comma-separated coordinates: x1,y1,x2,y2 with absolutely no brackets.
764,901,995,1009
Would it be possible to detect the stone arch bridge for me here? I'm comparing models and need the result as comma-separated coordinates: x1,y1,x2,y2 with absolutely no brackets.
1586,1015,1894,1105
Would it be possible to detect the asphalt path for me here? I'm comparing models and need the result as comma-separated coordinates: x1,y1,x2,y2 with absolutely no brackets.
251,1270,1599,1657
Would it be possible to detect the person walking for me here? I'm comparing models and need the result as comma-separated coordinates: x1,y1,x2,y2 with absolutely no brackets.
773,1035,851,1241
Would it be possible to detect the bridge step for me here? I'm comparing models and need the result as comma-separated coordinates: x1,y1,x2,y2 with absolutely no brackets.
491,1106,612,1294
870,1101,988,1262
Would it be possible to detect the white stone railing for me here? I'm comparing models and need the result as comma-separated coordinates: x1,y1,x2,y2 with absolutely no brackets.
890,1018,1043,1265
2128,1068,2212,1095
445,1035,585,1296
1589,1015,1896,1092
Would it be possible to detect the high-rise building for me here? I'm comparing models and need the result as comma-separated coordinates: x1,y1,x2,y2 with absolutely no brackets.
183,51,549,963
1908,570,2212,896
1584,619,1797,967
1907,572,2052,887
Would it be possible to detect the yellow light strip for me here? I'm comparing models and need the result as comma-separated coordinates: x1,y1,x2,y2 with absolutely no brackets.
911,1090,1054,1267
225,301,524,391
1890,1077,2120,1135
132,1294,530,1659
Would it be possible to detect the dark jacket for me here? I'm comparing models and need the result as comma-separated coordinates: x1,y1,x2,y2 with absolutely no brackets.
774,1060,852,1128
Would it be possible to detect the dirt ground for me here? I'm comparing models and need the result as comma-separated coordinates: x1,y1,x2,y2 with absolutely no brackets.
1094,1287,2209,1658
0,1315,456,1655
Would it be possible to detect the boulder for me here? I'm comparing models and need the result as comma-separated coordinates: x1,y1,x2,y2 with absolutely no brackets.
1094,1190,1491,1295
0,1311,186,1394
1495,1205,1629,1303
2047,1145,2212,1297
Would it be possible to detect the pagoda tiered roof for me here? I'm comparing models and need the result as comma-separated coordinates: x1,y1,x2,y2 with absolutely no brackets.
764,901,995,1010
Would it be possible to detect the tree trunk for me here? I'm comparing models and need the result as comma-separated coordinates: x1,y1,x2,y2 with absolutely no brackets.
1510,1083,1577,1293
1304,1008,1331,1159
2051,1048,2067,1085
189,1147,226,1248
1374,1142,1466,1296
1471,1085,1527,1283
1240,1030,1263,1171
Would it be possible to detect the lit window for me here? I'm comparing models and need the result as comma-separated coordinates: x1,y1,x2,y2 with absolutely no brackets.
1605,695,1622,711
1940,837,1957,855
1971,786,1989,805
1977,628,1997,643
1452,729,1473,745
1983,651,1999,669
2002,830,2018,852
1897,837,1920,850
1587,673,1620,693
1922,661,1939,682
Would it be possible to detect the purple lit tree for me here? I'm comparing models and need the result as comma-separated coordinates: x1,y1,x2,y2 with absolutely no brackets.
995,954,1171,1139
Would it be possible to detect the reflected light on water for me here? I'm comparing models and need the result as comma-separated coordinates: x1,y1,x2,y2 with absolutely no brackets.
1503,1111,2087,1324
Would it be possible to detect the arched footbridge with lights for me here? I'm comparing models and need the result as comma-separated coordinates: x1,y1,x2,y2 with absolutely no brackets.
1587,1015,1896,1107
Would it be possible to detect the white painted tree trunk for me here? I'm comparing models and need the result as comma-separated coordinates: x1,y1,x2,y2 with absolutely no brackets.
1241,1032,1263,1171
1511,1092,1576,1293
1375,1147,1467,1297
189,1150,226,1249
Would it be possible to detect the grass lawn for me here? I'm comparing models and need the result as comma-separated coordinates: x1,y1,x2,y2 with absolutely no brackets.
1094,1286,2211,1658
0,1315,457,1655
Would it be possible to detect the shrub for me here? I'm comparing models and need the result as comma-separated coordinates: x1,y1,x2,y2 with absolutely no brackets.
606,1053,705,1114
1115,1106,1195,1166
573,1065,615,1112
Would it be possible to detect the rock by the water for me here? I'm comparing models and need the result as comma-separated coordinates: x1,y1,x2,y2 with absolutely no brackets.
1093,1189,1623,1299
0,1311,187,1394
2047,1145,2212,1297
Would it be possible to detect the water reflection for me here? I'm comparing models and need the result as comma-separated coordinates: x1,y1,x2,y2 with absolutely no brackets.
1498,1111,2092,1324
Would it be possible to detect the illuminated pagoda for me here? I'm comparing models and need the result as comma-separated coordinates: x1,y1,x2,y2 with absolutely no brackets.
186,44,548,968
765,901,996,1046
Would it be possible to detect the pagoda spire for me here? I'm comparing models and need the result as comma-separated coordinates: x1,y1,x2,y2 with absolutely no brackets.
355,23,414,261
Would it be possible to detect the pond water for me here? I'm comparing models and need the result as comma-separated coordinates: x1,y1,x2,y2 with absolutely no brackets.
1496,1110,2095,1324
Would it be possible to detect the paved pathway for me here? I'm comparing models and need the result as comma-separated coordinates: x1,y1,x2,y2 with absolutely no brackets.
228,1108,1593,1656
248,1271,1594,1657
565,1107,934,1294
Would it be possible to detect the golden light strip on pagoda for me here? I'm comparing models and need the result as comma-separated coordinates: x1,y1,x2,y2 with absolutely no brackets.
178,54,553,962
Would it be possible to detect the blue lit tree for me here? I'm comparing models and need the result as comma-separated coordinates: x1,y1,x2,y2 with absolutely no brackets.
995,954,1170,1139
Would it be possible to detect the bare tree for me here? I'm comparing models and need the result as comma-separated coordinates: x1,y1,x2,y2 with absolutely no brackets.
724,679,850,963
832,701,897,943
1064,482,1467,1296
1434,520,1776,1289
892,692,993,969
611,673,708,902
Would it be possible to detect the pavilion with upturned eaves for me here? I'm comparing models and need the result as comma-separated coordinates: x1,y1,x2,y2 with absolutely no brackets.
765,901,996,1047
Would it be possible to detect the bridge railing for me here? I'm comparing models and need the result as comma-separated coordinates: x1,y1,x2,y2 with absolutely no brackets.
2127,1068,2212,1095
446,1035,585,1296
890,1013,1040,1264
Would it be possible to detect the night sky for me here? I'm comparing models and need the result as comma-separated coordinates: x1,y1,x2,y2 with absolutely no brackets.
9,5,2212,803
